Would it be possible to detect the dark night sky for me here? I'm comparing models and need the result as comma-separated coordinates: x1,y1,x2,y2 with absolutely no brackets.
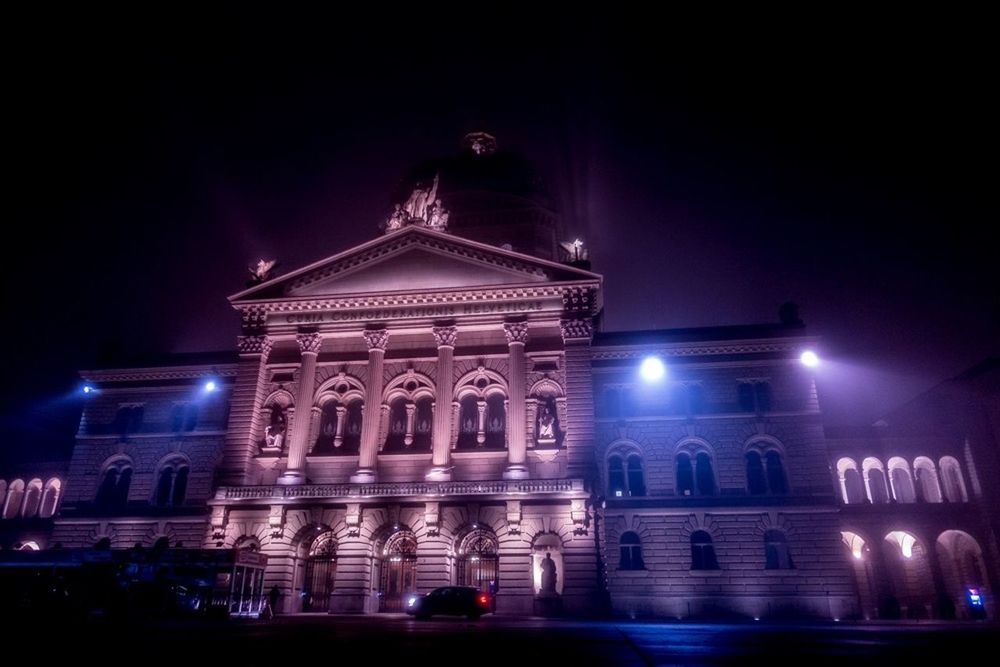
3,10,996,462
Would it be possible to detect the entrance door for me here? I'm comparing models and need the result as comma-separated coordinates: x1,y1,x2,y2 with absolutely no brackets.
302,532,337,612
303,557,335,612
378,532,418,612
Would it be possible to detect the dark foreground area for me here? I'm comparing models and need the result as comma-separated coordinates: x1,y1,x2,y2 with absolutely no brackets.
6,614,998,665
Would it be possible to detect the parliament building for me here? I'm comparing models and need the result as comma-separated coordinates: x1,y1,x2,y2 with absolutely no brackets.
2,134,996,620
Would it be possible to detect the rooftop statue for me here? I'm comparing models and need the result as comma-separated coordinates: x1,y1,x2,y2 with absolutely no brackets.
248,258,277,284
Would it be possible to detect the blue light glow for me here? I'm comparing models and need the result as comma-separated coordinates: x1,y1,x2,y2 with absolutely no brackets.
800,350,820,367
639,356,666,382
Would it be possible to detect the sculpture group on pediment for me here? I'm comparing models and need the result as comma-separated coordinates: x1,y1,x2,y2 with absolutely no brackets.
383,173,450,233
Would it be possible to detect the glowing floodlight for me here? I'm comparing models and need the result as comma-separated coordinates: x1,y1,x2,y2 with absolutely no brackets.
203,380,218,393
82,384,96,395
800,350,820,368
639,356,666,382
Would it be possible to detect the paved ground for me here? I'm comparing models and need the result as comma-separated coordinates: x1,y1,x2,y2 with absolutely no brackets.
9,614,998,665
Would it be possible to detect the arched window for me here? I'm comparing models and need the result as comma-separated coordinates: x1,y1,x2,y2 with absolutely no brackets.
315,402,339,453
608,456,626,497
627,455,646,497
457,396,480,449
676,453,694,496
837,458,865,504
343,401,363,452
608,450,645,497
485,394,506,448
153,458,189,507
3,480,24,519
413,396,433,449
746,452,767,495
690,530,719,570
888,458,915,503
863,458,890,504
39,479,62,519
21,479,43,518
17,541,40,551
913,457,942,503
939,456,968,502
764,530,794,569
619,532,644,570
384,397,408,451
676,442,716,497
96,460,132,510
456,529,499,594
94,537,112,550
696,452,716,496
746,442,788,495
765,451,788,494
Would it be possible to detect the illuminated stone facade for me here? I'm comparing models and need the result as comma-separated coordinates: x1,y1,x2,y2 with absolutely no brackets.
9,140,995,620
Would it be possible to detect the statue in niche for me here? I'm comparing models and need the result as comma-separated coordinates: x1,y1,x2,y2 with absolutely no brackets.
540,552,557,595
537,406,556,442
264,409,286,452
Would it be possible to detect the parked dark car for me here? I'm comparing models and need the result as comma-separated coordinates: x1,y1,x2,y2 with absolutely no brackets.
405,586,492,620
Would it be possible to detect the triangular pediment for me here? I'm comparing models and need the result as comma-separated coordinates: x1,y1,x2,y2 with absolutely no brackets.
231,226,600,303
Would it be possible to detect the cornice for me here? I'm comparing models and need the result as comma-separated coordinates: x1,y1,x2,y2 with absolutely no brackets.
233,281,600,312
81,365,240,383
592,340,803,360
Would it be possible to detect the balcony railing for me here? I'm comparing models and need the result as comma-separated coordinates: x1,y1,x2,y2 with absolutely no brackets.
216,478,584,501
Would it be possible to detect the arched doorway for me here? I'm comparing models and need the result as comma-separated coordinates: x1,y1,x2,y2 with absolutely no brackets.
302,531,337,612
456,528,499,608
936,530,991,619
378,530,417,612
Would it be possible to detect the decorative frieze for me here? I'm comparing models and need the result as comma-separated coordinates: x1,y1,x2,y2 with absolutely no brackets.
560,318,593,342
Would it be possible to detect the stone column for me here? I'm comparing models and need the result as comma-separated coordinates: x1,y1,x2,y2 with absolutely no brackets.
220,335,272,486
503,321,529,480
278,333,322,485
428,325,457,481
352,328,388,483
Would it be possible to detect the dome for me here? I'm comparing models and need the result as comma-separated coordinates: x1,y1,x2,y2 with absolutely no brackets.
390,133,560,260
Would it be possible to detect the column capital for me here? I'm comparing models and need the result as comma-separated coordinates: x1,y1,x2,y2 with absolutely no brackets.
432,325,458,348
503,321,529,345
237,335,273,359
363,328,390,351
296,332,323,355
559,317,593,343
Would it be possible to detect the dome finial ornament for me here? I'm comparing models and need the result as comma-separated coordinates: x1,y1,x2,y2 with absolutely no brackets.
462,132,497,156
